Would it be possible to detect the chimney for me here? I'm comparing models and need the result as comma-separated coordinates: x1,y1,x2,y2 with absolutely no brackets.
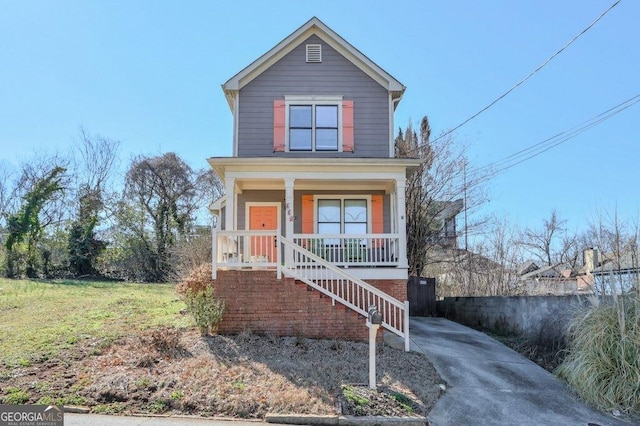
583,248,598,274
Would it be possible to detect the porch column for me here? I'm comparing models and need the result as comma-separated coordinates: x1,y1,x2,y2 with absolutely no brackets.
284,178,295,268
395,177,408,269
211,214,218,279
225,177,235,232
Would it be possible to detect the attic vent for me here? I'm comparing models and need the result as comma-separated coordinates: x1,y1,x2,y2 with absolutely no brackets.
306,44,322,63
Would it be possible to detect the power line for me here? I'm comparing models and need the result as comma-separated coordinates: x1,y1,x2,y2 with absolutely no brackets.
467,94,640,177
462,93,640,189
405,0,623,156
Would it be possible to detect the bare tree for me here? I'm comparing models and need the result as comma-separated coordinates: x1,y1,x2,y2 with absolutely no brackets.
521,210,572,266
67,128,120,277
396,116,486,277
117,152,213,281
437,216,524,297
73,127,120,195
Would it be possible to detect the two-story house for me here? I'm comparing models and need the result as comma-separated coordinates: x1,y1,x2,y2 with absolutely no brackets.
208,18,421,350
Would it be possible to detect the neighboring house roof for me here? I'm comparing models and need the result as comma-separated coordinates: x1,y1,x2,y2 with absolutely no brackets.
426,248,502,271
434,199,464,221
592,252,640,275
519,265,563,281
517,261,539,276
221,16,406,112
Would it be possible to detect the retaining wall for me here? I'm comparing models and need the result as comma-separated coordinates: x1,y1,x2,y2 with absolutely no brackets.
437,295,591,339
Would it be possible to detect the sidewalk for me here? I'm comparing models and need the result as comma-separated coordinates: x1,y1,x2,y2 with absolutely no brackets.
64,414,277,426
410,317,627,426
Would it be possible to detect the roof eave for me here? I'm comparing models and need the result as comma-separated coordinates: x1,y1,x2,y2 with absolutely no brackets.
207,156,423,179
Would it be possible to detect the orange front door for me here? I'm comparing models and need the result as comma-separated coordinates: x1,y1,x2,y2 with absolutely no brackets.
249,205,278,262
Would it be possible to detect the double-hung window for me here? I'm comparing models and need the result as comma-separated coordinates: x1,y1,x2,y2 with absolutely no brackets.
289,104,339,151
285,96,343,152
274,96,353,153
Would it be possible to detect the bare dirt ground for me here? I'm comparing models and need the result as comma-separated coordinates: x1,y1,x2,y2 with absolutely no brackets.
1,328,442,419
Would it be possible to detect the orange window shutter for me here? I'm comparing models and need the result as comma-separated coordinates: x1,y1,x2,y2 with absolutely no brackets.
342,100,354,152
371,195,383,234
301,195,314,234
273,100,285,152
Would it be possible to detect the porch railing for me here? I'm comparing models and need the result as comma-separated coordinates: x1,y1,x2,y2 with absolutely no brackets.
212,229,280,278
212,230,401,277
281,237,409,350
292,233,399,267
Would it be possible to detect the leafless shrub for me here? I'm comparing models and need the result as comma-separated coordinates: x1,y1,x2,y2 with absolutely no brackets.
175,263,212,296
149,328,187,358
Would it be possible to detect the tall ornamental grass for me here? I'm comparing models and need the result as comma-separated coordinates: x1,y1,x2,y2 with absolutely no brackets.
557,295,640,415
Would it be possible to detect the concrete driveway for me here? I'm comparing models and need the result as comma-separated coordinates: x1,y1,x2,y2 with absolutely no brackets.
410,317,627,426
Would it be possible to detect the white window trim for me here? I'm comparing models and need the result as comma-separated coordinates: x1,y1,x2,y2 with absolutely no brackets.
313,195,371,234
285,95,343,152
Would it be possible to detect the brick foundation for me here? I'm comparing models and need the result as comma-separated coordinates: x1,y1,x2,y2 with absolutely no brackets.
211,270,406,342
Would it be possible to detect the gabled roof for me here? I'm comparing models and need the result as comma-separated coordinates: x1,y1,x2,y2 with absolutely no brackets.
222,17,405,111
517,261,539,276
519,265,562,281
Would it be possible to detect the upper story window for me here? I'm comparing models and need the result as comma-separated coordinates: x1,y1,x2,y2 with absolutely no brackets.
290,104,338,151
274,96,354,153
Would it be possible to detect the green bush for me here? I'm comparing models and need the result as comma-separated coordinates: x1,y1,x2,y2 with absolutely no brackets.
183,285,225,336
557,296,640,415
4,387,29,404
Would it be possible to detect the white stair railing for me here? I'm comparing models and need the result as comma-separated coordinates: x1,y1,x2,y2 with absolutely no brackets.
280,236,410,351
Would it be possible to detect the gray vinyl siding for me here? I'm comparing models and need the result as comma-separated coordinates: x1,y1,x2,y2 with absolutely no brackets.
237,35,391,158
219,207,226,231
237,190,286,233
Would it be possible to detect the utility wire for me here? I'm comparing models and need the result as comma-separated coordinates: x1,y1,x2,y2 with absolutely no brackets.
405,0,622,156
462,93,640,190
467,94,640,177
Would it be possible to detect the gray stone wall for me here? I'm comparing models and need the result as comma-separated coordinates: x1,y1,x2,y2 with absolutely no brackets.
437,296,590,341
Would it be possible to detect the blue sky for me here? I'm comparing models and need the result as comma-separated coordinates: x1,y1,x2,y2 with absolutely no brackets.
1,0,638,233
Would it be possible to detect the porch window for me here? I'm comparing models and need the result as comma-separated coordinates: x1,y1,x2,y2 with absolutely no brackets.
344,200,367,234
317,199,367,244
289,104,338,151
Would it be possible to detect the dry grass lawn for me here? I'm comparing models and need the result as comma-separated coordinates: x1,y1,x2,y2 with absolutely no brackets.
0,278,442,418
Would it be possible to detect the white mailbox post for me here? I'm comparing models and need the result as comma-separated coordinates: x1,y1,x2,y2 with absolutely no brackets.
367,305,383,390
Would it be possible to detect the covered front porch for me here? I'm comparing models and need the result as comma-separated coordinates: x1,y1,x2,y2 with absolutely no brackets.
208,158,419,280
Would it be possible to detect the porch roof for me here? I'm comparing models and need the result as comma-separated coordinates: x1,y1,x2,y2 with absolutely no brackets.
207,157,422,182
